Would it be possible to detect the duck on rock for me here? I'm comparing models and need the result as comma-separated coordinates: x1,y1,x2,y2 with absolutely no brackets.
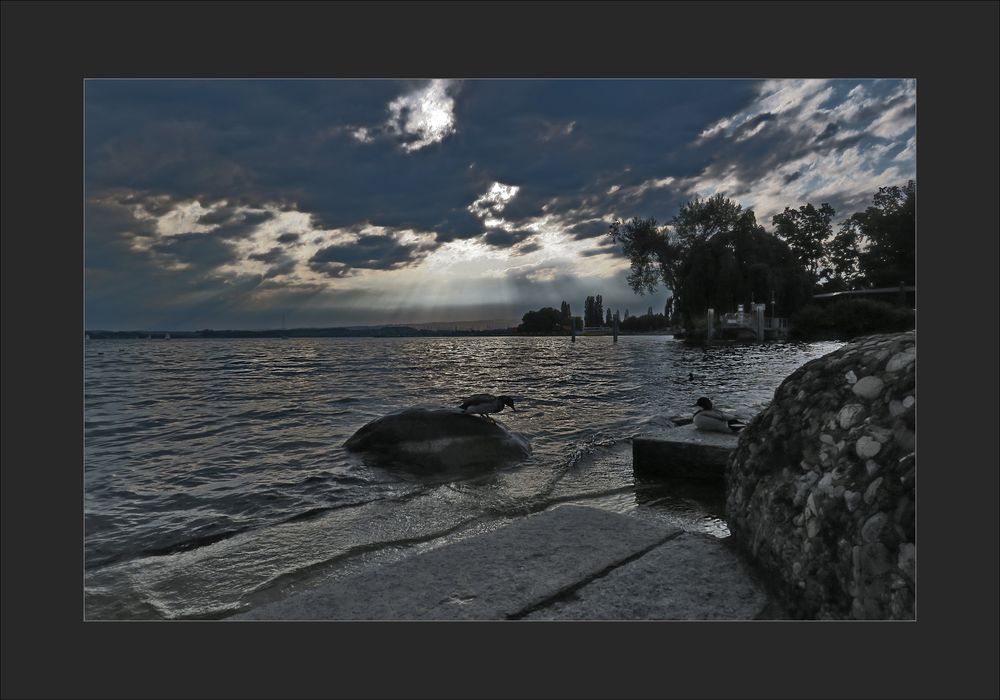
458,394,516,423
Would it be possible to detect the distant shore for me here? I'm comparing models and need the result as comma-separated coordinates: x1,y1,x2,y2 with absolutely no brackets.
85,327,516,340
85,327,679,340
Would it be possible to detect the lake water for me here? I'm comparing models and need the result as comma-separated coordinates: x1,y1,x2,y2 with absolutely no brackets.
84,335,841,619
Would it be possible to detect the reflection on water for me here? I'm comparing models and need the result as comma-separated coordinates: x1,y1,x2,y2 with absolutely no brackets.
84,335,841,618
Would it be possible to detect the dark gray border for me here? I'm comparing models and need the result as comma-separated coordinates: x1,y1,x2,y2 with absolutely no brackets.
3,1,998,698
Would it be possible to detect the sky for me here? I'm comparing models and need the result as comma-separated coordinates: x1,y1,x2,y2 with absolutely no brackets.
85,79,915,330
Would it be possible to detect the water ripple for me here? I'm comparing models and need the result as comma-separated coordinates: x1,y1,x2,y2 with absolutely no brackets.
84,335,841,617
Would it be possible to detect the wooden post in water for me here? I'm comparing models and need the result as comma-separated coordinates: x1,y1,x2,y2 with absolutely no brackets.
613,312,619,342
571,317,576,342
754,303,765,342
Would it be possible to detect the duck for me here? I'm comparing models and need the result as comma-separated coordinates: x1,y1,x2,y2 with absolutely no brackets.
693,397,746,433
458,393,516,423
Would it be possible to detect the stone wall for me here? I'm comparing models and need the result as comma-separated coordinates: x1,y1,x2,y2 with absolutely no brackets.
726,331,915,619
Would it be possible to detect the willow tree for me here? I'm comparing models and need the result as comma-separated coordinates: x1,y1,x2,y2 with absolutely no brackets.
609,194,812,329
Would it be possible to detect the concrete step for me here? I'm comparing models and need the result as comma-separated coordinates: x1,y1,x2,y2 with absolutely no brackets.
633,423,739,481
524,531,767,620
235,504,767,621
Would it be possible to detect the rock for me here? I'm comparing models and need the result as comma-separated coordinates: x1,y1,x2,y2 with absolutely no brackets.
344,407,531,471
861,512,888,543
864,476,884,504
726,332,915,620
860,543,892,575
869,425,894,443
894,428,915,453
838,404,866,430
885,352,915,373
897,543,915,580
817,471,835,494
806,492,820,518
844,491,862,512
856,436,881,459
852,376,884,401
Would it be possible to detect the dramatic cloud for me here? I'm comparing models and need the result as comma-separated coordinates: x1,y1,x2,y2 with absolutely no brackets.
469,181,520,220
385,79,459,152
309,232,431,273
85,79,915,329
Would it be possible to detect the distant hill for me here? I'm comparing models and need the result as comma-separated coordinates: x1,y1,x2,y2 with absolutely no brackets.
400,319,520,331
85,322,519,340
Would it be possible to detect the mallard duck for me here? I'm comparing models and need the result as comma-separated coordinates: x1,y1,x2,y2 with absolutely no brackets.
458,394,516,422
693,397,746,433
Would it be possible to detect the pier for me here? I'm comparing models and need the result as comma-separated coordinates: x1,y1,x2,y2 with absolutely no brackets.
632,423,739,481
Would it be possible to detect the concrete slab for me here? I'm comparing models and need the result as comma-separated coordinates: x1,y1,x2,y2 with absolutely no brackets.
524,532,768,620
235,505,678,620
633,423,738,481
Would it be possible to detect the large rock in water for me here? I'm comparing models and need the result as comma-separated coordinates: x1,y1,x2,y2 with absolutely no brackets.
726,331,915,619
344,407,531,471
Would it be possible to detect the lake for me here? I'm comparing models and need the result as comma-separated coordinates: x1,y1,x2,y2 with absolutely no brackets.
84,335,842,619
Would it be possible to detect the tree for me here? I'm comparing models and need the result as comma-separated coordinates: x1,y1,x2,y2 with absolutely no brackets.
608,216,677,297
772,203,836,280
560,301,571,323
610,194,812,329
605,308,613,326
826,224,862,290
620,313,669,332
584,294,604,326
609,195,747,324
517,307,566,334
672,193,744,246
844,181,915,287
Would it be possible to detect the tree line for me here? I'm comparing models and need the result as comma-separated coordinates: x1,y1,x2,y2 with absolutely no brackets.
517,296,669,334
607,181,915,332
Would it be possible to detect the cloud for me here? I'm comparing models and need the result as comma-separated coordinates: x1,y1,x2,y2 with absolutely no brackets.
309,232,430,273
469,181,520,219
676,79,916,221
247,246,285,264
386,79,459,152
85,79,914,329
150,231,241,270
565,219,609,240
351,127,374,143
263,257,297,279
514,242,542,255
211,211,277,239
307,257,353,278
482,229,533,248
537,119,576,142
